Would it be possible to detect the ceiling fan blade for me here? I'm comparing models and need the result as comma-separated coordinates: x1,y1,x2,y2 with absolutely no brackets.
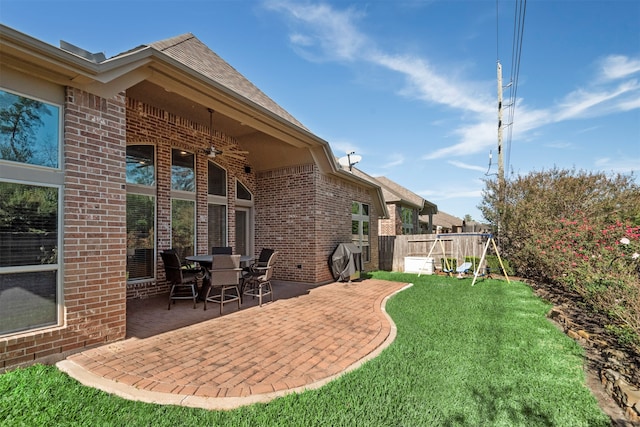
224,153,245,160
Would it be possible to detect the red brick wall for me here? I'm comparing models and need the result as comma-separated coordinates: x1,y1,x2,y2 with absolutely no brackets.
1,88,127,370
379,203,400,235
379,204,420,236
125,99,378,287
125,99,255,298
256,166,379,283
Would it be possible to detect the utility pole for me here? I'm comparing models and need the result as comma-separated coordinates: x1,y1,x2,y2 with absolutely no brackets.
496,61,505,239
497,61,504,189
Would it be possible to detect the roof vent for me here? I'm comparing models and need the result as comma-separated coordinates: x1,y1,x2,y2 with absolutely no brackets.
60,40,106,63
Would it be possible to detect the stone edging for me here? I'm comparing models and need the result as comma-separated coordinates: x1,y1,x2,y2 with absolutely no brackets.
548,307,640,424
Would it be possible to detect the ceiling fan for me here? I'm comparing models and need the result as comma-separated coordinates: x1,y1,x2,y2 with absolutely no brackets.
204,145,247,160
205,108,248,160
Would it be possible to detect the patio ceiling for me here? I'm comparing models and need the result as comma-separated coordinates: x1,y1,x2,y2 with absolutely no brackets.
127,80,316,173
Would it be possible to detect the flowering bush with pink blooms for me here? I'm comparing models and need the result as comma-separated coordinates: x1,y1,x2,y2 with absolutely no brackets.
536,216,640,345
480,168,640,348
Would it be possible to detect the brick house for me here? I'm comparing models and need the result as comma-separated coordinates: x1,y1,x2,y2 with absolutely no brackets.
423,211,464,234
373,176,437,235
347,170,437,236
0,26,387,370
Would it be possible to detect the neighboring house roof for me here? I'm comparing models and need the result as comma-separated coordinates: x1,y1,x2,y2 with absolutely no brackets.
372,176,433,214
425,211,463,229
373,176,438,215
344,167,436,217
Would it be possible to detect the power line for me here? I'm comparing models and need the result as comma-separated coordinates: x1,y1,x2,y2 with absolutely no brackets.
496,0,527,177
505,0,527,176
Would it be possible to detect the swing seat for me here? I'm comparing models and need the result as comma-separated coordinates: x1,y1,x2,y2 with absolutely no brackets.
443,261,473,275
456,262,473,274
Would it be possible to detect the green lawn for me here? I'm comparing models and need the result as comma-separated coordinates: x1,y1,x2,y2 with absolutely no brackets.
0,273,610,426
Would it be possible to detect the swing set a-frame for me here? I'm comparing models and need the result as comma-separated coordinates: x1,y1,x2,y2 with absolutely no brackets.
418,233,510,286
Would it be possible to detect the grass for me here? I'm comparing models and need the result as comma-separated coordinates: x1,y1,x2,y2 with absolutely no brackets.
0,273,610,426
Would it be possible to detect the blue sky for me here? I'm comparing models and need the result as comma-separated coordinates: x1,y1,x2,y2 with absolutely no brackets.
2,0,639,220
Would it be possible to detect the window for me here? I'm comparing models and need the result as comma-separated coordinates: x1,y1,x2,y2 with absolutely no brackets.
351,201,370,262
126,144,155,186
235,180,253,256
0,89,62,335
0,89,60,168
401,207,414,235
208,204,227,249
171,149,195,191
236,180,252,201
126,145,156,281
171,149,196,258
208,161,226,197
172,198,195,259
208,162,227,249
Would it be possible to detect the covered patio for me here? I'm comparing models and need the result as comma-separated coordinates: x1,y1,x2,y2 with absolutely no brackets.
57,279,410,410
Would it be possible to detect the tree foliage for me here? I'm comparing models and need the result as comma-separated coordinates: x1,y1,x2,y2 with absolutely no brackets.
0,94,49,163
479,168,640,346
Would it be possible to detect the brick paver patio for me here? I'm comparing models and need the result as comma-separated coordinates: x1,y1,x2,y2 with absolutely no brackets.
57,279,410,409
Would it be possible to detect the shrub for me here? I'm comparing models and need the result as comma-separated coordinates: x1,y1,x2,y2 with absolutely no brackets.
464,256,480,271
442,257,457,272
479,168,640,348
485,255,514,276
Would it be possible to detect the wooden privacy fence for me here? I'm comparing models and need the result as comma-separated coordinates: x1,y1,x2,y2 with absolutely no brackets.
378,233,487,273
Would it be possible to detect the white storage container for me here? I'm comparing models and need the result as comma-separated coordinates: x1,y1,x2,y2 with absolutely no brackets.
404,256,434,274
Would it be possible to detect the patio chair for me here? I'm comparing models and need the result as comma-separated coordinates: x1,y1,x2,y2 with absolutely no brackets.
203,254,242,314
160,250,200,310
240,248,274,291
163,247,200,270
212,246,233,254
242,251,278,307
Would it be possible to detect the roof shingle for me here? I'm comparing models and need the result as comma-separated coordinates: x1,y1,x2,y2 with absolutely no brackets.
145,33,308,131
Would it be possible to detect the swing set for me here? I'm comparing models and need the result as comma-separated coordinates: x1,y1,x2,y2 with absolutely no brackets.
418,233,510,286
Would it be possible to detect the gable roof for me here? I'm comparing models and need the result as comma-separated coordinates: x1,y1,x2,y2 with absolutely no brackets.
143,34,308,131
373,176,437,215
427,211,463,228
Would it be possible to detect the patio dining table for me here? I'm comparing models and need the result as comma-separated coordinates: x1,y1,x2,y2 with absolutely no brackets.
186,254,254,267
186,254,253,300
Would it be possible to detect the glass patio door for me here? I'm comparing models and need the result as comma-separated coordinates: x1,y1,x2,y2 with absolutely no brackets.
235,207,252,257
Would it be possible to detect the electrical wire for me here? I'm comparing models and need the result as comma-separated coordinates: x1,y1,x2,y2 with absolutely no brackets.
505,0,527,176
496,0,527,177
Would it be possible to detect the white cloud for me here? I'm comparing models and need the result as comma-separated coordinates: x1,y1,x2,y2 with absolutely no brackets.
419,188,484,201
330,140,363,156
266,2,639,165
599,55,640,81
266,0,492,115
289,33,313,47
594,156,640,174
447,160,487,172
556,80,640,121
544,141,574,149
264,1,368,62
424,120,495,159
370,52,492,114
381,153,404,168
